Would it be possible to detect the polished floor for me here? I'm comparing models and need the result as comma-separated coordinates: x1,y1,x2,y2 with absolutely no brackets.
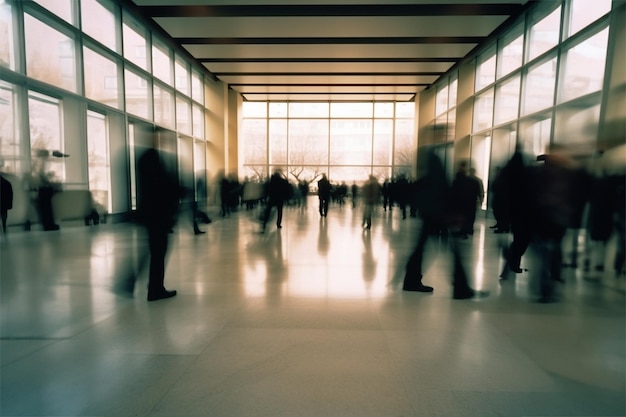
1,200,625,417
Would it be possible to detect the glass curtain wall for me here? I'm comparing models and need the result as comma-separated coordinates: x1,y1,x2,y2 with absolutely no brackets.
0,0,209,220
461,0,614,211
239,101,415,185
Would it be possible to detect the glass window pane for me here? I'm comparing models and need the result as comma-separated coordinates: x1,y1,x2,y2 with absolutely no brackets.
194,140,206,187
269,119,287,165
473,89,494,131
34,0,73,24
175,58,189,95
191,71,203,104
374,102,393,118
242,102,266,117
328,166,371,184
124,69,149,119
29,92,64,183
81,0,117,52
373,120,392,166
522,57,557,115
494,76,520,125
475,50,496,91
330,103,372,118
396,102,415,118
0,82,21,174
436,85,449,116
83,46,119,108
447,109,456,142
559,28,609,103
394,119,415,167
176,96,191,135
87,111,111,211
520,114,552,157
152,42,172,84
568,0,611,37
289,102,329,118
449,78,458,109
240,118,267,165
123,14,147,70
498,25,524,78
192,104,204,138
0,3,15,70
289,119,328,168
330,119,372,165
528,6,561,62
554,102,600,146
24,14,77,93
269,102,287,117
154,84,174,128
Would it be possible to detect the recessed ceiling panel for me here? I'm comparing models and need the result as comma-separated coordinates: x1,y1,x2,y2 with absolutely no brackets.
131,0,529,101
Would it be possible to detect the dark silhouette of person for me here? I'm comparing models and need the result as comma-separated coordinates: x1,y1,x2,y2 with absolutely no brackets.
382,179,391,211
528,148,578,302
317,174,331,217
361,175,381,229
194,174,212,229
261,169,291,232
1,174,13,234
449,161,483,238
468,167,485,232
351,181,359,208
504,149,533,274
613,172,625,275
489,166,510,233
584,169,616,272
394,174,410,219
403,150,486,299
298,180,310,210
114,134,179,301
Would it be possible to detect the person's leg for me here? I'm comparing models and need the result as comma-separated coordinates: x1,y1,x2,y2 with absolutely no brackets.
403,220,435,291
147,227,176,300
276,202,283,228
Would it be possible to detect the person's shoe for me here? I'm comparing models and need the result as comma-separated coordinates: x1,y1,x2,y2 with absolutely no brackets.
194,229,206,235
147,289,177,301
509,265,523,273
403,284,434,292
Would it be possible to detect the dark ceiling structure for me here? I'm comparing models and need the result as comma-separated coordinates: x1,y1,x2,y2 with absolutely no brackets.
126,1,531,102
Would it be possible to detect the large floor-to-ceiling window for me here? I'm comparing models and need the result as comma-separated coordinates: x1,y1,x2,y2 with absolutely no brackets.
425,0,619,212
239,101,416,185
0,0,211,221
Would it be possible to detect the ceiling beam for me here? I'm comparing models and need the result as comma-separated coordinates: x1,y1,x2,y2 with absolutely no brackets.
177,37,484,45
141,4,523,18
198,58,460,63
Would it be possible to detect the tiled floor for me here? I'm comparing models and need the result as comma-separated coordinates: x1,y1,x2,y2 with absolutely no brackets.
1,200,625,417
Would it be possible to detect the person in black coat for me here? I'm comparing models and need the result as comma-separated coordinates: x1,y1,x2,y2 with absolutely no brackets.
114,134,179,301
402,151,486,299
317,174,331,217
1,174,13,234
261,169,291,232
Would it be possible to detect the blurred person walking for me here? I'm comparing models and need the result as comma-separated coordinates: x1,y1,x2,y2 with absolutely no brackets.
114,129,179,301
361,175,381,229
261,169,291,232
403,150,486,299
317,173,331,217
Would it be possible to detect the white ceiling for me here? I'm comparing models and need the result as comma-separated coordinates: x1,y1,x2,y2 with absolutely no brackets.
127,0,531,102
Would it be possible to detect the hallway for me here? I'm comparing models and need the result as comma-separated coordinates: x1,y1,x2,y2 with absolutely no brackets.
1,201,624,417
